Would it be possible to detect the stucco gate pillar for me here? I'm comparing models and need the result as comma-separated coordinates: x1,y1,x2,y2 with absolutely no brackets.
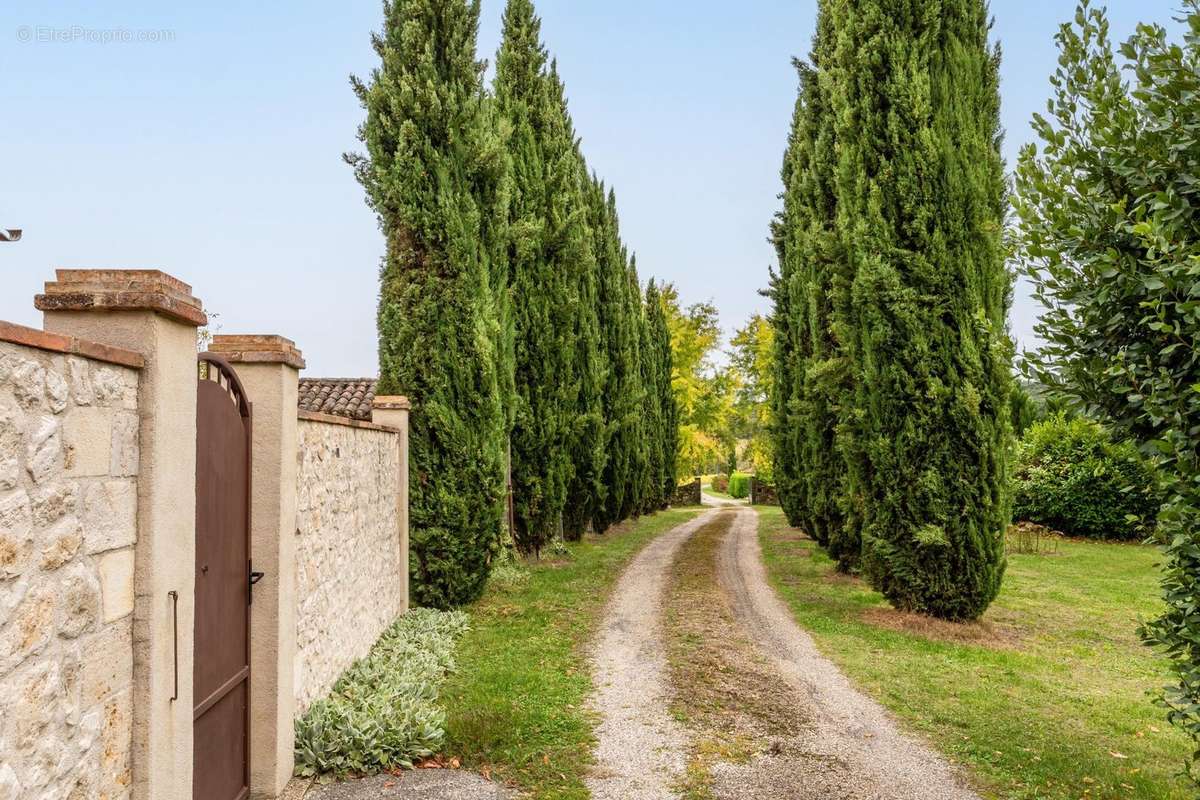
207,335,304,799
371,396,410,614
36,269,206,800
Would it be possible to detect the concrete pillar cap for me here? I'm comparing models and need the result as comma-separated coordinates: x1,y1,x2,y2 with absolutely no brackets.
209,335,306,370
372,395,411,411
34,268,207,327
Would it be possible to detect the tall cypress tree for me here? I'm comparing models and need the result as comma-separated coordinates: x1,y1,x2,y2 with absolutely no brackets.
768,90,805,529
494,0,589,554
625,256,651,517
801,7,857,568
645,280,677,508
349,0,508,607
657,287,679,503
633,270,663,513
832,0,1012,620
591,182,638,533
770,5,850,563
562,132,607,541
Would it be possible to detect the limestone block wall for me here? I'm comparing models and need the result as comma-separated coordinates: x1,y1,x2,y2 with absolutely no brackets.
0,339,139,800
294,415,403,713
671,477,702,507
749,478,780,506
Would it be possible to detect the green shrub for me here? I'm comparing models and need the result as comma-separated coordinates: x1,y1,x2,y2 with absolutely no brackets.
728,472,751,500
1013,416,1160,541
294,608,470,778
1012,3,1200,763
711,473,729,493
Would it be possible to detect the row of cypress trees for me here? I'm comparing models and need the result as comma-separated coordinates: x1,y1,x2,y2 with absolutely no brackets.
350,0,677,608
770,0,1014,621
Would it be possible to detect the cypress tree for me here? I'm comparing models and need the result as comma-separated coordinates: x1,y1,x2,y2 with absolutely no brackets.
660,303,679,503
645,280,677,508
768,92,805,529
591,182,638,533
625,256,651,518
348,0,508,607
802,7,857,568
770,6,850,562
633,270,663,513
562,139,607,540
494,0,592,555
831,0,1012,620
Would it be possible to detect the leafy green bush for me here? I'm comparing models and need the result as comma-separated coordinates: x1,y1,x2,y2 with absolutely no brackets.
710,473,729,493
728,472,751,500
1013,416,1160,541
1013,1,1200,767
294,608,469,778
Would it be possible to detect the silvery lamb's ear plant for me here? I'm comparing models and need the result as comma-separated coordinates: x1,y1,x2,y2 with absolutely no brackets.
294,608,470,779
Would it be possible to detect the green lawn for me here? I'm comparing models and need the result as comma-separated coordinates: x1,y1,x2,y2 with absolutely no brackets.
700,482,735,501
757,506,1192,800
441,508,704,799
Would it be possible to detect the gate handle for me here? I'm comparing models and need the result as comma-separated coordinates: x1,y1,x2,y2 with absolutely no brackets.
248,562,265,605
168,590,178,702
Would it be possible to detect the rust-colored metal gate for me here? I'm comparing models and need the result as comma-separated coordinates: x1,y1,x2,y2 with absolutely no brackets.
194,354,252,800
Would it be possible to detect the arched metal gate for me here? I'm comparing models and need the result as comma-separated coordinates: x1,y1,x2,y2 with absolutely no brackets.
193,354,252,800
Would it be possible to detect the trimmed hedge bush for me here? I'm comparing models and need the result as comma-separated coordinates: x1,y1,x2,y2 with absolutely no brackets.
728,472,751,500
294,608,469,777
711,473,729,493
1013,415,1161,541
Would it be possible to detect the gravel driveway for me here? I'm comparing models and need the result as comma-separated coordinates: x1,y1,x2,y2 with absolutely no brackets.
713,507,980,800
312,504,979,800
585,509,718,800
585,505,979,800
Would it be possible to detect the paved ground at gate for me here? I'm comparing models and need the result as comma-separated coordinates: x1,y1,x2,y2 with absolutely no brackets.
300,771,516,800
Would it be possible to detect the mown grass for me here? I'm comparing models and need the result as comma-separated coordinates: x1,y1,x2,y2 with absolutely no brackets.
441,507,704,799
700,482,735,501
757,506,1192,800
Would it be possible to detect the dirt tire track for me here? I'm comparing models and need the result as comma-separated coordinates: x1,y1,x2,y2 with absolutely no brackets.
714,507,981,800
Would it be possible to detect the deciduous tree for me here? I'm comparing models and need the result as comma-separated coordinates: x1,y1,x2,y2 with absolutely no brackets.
1014,0,1200,773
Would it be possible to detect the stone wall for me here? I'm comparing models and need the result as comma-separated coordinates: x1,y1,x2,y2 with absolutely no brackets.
0,339,139,799
294,415,403,713
671,477,702,507
750,478,779,506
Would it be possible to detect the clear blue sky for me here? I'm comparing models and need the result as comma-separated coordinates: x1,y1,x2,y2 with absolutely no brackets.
1,2,1183,376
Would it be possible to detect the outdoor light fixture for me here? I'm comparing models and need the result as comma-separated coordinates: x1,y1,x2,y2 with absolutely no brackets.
0,230,22,242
